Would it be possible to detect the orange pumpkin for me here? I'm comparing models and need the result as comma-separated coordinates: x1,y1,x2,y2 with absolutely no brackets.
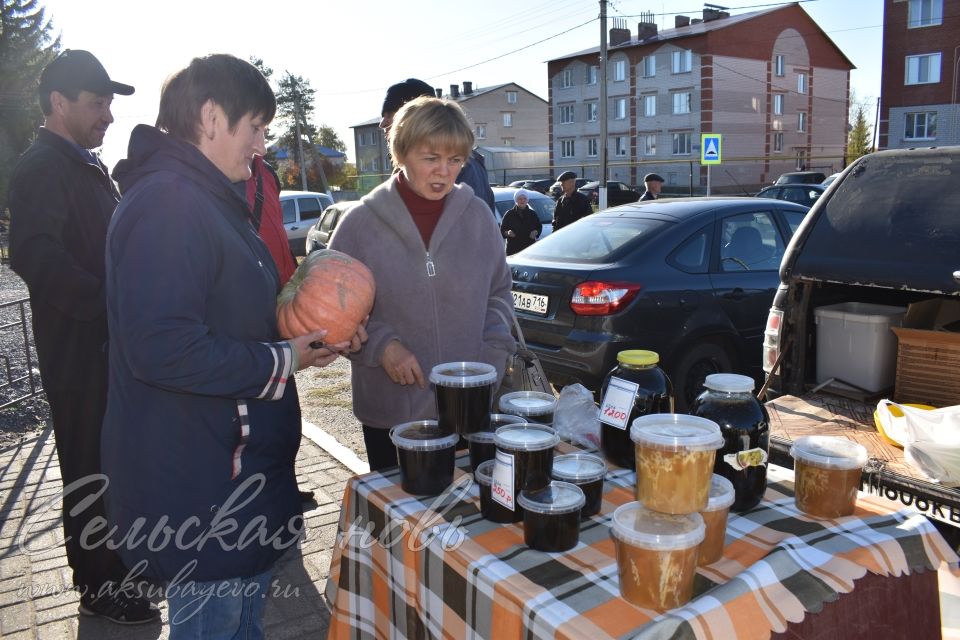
276,249,375,343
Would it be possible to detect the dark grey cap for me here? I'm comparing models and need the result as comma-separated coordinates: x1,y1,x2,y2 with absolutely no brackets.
557,171,577,182
39,50,134,97
644,173,665,183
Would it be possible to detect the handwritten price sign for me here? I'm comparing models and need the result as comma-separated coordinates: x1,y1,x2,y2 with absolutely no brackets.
599,376,639,431
491,451,515,510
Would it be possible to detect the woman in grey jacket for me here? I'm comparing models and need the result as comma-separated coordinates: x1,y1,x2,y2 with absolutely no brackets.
329,96,515,469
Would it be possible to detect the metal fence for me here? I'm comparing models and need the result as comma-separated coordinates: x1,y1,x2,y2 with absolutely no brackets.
0,297,43,410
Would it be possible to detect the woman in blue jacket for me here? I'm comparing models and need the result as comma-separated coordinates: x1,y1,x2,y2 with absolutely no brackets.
102,54,361,639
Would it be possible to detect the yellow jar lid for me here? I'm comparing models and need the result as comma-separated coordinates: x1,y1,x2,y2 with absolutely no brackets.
617,350,659,366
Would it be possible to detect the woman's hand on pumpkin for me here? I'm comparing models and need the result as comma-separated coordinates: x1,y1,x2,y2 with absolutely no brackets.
382,340,426,388
289,330,342,370
346,317,369,353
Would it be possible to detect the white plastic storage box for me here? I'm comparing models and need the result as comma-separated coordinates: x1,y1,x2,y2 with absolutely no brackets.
814,302,906,393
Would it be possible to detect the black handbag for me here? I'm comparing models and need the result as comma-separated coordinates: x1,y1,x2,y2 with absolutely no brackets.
492,306,553,404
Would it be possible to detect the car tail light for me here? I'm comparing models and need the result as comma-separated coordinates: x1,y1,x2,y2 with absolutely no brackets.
762,309,783,374
570,281,641,316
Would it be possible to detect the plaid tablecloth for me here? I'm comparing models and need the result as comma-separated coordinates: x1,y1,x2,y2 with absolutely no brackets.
325,452,958,640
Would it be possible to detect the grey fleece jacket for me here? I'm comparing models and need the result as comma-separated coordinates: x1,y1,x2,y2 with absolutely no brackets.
329,176,515,430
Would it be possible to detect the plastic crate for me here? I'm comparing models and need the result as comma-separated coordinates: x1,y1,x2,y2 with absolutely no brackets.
891,327,960,407
814,302,906,393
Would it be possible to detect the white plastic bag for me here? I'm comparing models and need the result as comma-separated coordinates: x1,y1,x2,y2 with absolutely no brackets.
875,400,960,487
553,384,601,450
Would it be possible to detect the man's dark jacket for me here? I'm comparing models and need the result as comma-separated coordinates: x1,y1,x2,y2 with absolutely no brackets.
457,149,495,214
552,190,593,231
8,128,118,390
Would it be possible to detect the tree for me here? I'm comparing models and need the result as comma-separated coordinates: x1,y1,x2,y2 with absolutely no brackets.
0,0,59,207
316,124,345,153
847,103,873,163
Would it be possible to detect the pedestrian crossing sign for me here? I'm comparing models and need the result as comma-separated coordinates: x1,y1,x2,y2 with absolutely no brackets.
701,134,722,165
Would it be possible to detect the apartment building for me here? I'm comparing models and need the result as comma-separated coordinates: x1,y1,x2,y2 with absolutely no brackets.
352,82,548,192
878,0,959,149
547,5,853,192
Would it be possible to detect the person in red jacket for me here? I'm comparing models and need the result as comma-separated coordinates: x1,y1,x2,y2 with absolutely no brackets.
246,154,297,285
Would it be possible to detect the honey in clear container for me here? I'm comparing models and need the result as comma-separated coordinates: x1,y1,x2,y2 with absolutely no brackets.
790,436,867,518
630,414,724,514
611,502,705,610
698,475,735,566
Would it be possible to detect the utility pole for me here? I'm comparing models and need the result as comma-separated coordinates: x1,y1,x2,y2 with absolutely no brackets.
598,0,608,209
293,90,308,192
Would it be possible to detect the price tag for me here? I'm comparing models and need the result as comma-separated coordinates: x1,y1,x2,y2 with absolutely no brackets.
491,450,515,511
599,376,639,430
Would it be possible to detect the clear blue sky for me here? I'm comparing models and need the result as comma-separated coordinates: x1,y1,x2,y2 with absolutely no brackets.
41,0,883,169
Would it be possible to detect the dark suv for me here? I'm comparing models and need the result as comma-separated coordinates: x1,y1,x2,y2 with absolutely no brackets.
763,148,960,398
773,171,826,185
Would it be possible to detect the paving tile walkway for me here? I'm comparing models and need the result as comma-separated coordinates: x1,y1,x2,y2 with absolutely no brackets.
0,425,350,639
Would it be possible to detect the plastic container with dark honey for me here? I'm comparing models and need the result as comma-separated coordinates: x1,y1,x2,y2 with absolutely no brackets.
599,350,673,470
790,436,867,518
698,474,735,565
551,453,606,518
630,414,724,514
499,391,557,425
691,373,769,512
491,423,560,521
474,459,515,523
390,420,459,495
465,414,526,472
429,361,498,435
518,481,585,552
611,502,705,610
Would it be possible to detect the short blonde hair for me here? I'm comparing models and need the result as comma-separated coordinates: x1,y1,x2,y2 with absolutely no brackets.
388,96,474,168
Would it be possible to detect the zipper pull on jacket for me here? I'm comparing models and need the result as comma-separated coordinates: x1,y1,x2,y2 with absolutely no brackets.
425,251,436,277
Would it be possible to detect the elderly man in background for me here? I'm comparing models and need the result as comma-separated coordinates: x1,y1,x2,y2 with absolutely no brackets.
552,170,592,230
639,172,665,201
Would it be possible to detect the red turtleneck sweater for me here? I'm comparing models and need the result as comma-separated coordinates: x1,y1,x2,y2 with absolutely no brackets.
397,171,445,246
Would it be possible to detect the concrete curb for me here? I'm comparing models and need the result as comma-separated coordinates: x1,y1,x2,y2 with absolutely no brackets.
301,420,369,475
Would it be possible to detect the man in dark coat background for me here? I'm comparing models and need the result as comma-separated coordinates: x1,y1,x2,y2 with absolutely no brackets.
552,170,592,230
639,172,664,201
7,50,158,625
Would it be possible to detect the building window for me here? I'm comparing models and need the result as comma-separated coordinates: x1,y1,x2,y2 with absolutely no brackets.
615,136,628,156
587,137,599,157
371,158,379,172
560,139,575,158
908,0,943,27
773,94,784,115
643,134,656,155
587,101,598,122
773,132,783,152
672,132,691,155
905,53,942,84
672,49,692,74
797,73,806,94
561,69,573,88
672,92,691,114
503,112,513,127
905,111,937,139
775,54,785,76
502,138,513,146
643,94,656,117
560,104,575,124
587,65,598,84
642,55,656,77
506,90,517,104
798,112,807,132
614,59,626,81
475,124,486,140
615,98,627,120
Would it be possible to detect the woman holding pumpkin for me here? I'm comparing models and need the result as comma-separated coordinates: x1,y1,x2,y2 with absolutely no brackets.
329,96,515,470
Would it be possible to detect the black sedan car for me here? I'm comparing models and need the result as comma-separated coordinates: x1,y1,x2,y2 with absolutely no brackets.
755,183,825,208
507,178,554,194
507,197,808,410
577,181,642,207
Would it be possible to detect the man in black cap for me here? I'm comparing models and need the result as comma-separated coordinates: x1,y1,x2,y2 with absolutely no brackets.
379,78,496,214
640,173,665,201
8,50,158,624
552,170,592,230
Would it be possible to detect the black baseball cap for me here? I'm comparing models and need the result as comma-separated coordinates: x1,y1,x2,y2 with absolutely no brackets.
39,50,134,97
382,78,434,116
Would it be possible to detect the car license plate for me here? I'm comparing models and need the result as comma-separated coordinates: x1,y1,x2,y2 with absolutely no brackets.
512,291,548,316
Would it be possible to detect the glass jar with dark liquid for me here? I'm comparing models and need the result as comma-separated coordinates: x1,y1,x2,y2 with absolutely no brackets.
599,350,673,469
690,373,769,512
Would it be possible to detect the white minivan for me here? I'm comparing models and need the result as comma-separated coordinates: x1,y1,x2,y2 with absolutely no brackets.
279,191,334,256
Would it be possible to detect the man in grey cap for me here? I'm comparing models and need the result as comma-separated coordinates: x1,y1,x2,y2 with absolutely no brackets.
552,170,592,230
8,50,159,624
379,78,496,214
640,172,664,201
